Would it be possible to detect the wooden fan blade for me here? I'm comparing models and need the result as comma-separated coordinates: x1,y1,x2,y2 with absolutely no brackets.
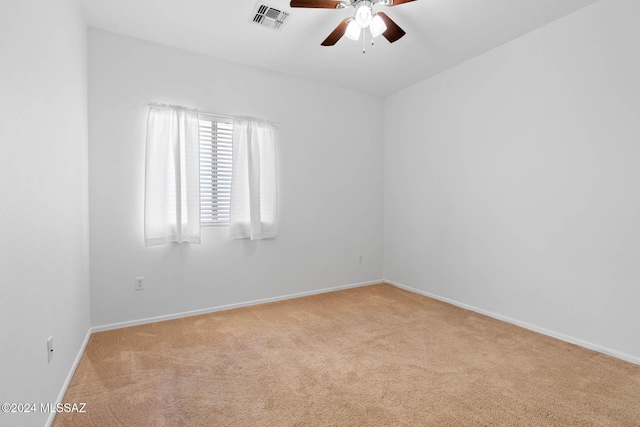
386,0,417,6
321,18,350,46
290,0,342,8
377,12,406,43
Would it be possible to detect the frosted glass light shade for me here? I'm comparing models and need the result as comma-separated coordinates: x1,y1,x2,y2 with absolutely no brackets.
355,4,372,28
370,14,387,37
345,20,361,40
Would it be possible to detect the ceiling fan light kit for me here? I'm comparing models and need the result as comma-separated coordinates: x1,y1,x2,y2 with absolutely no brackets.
355,2,373,28
345,19,361,40
370,14,387,37
290,0,414,50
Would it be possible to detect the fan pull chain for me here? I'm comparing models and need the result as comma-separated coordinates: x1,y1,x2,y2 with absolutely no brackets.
362,28,366,54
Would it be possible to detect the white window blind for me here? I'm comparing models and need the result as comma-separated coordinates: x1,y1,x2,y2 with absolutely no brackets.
199,114,233,226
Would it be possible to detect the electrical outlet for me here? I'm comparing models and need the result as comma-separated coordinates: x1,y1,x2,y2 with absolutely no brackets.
47,336,54,363
135,276,144,290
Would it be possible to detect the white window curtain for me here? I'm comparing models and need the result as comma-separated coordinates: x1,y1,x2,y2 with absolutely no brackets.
144,104,201,246
229,118,278,240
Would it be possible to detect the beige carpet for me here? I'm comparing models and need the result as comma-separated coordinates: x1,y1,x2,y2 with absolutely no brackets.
54,284,640,426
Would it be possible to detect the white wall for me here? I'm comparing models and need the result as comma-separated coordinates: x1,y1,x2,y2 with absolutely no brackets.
384,0,640,362
88,29,384,328
0,0,90,426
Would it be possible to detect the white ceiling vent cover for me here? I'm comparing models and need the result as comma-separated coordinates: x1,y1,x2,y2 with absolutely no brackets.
251,3,290,31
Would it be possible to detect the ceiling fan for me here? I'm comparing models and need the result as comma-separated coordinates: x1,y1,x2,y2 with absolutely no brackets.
290,0,416,48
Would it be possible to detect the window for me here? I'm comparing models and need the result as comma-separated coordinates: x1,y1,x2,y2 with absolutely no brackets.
199,114,233,226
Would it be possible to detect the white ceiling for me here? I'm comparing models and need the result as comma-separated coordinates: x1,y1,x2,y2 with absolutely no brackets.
81,0,599,97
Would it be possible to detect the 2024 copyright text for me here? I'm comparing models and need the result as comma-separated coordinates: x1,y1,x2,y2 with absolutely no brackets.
2,402,86,413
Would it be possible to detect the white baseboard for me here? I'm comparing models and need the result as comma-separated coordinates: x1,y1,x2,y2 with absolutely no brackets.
45,327,92,427
92,279,383,333
385,280,640,366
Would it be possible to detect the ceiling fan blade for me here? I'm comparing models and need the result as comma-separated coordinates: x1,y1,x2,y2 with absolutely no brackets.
290,0,342,8
377,12,406,43
321,18,350,46
386,0,417,6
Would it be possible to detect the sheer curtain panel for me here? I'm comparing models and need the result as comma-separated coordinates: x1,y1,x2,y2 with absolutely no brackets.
144,105,201,246
230,118,278,240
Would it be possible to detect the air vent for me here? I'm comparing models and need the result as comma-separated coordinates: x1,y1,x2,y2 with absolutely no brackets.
251,3,290,31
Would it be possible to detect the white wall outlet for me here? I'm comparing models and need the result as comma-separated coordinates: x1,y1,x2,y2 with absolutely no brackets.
47,336,54,363
358,254,363,264
135,276,144,290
